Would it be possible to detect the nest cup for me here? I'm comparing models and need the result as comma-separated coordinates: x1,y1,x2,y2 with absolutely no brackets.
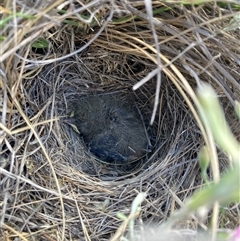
26,59,163,178
24,55,202,182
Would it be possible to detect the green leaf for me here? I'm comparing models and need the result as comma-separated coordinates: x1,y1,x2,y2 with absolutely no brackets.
199,146,210,183
187,166,240,210
234,100,240,120
31,37,49,48
0,13,35,28
197,83,240,162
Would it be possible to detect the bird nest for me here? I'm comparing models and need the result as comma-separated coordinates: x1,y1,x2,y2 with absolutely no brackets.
0,1,240,240
23,54,202,179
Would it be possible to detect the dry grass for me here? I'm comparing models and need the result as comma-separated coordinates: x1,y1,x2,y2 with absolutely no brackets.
0,1,239,240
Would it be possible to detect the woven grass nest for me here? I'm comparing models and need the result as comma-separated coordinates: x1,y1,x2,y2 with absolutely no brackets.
0,1,240,240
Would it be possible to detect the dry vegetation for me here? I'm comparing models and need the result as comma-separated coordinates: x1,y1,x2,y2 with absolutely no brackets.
0,0,240,240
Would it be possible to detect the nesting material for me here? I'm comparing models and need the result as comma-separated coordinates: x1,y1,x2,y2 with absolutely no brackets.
66,93,150,164
1,1,240,240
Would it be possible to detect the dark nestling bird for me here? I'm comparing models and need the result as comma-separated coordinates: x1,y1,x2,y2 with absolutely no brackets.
65,93,149,164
